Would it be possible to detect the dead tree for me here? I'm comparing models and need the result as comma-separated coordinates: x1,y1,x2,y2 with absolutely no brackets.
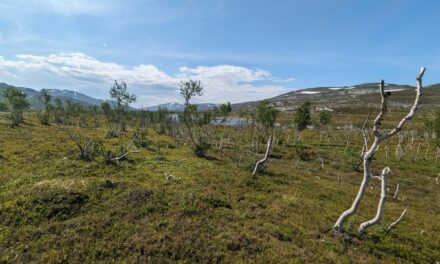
252,132,273,176
334,67,425,232
69,133,97,160
104,137,140,164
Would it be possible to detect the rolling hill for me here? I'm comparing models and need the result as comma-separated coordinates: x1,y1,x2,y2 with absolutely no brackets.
1,82,439,113
0,83,115,110
233,83,440,113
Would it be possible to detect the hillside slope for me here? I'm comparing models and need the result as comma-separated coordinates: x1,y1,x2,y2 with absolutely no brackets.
233,83,440,113
0,83,115,109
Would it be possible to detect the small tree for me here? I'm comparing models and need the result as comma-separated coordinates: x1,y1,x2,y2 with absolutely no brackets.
101,101,118,138
53,98,65,124
40,89,51,113
318,111,332,128
109,80,136,133
252,100,278,176
2,87,30,126
255,100,278,133
38,89,52,125
294,101,311,131
65,101,85,127
180,80,209,157
218,102,232,118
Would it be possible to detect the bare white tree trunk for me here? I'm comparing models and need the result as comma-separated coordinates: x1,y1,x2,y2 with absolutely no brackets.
358,167,391,234
252,132,273,176
393,183,400,199
334,67,425,231
334,137,380,230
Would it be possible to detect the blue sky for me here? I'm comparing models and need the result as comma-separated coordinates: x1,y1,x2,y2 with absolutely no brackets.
0,0,439,106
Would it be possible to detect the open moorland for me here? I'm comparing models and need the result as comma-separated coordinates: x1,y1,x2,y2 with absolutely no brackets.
0,81,439,263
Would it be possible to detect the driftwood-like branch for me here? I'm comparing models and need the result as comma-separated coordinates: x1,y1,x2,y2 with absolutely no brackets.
386,209,408,235
110,150,140,161
334,67,426,231
164,172,182,181
252,132,273,176
358,167,391,234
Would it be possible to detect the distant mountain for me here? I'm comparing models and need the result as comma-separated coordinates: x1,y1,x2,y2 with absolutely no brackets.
146,102,218,112
2,81,438,113
0,82,218,112
0,83,116,110
233,83,440,112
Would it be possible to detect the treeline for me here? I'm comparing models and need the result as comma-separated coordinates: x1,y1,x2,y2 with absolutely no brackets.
1,78,439,158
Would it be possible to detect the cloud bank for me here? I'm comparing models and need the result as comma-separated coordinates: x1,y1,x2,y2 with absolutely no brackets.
0,53,292,106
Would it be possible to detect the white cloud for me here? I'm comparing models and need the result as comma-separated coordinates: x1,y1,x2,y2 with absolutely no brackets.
0,52,292,106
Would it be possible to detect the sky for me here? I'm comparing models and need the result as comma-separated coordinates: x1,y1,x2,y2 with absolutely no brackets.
0,0,439,107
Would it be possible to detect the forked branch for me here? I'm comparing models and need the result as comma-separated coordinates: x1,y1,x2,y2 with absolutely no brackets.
358,167,391,234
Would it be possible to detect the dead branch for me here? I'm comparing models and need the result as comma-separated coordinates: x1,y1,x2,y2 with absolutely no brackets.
104,137,140,163
386,209,408,235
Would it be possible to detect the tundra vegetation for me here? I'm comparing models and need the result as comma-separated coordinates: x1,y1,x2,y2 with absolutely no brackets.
0,71,439,263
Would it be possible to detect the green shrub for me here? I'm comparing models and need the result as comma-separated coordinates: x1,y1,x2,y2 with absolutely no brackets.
38,111,50,125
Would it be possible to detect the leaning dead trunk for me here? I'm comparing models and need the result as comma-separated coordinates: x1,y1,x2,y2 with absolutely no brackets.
252,132,273,176
358,167,391,234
